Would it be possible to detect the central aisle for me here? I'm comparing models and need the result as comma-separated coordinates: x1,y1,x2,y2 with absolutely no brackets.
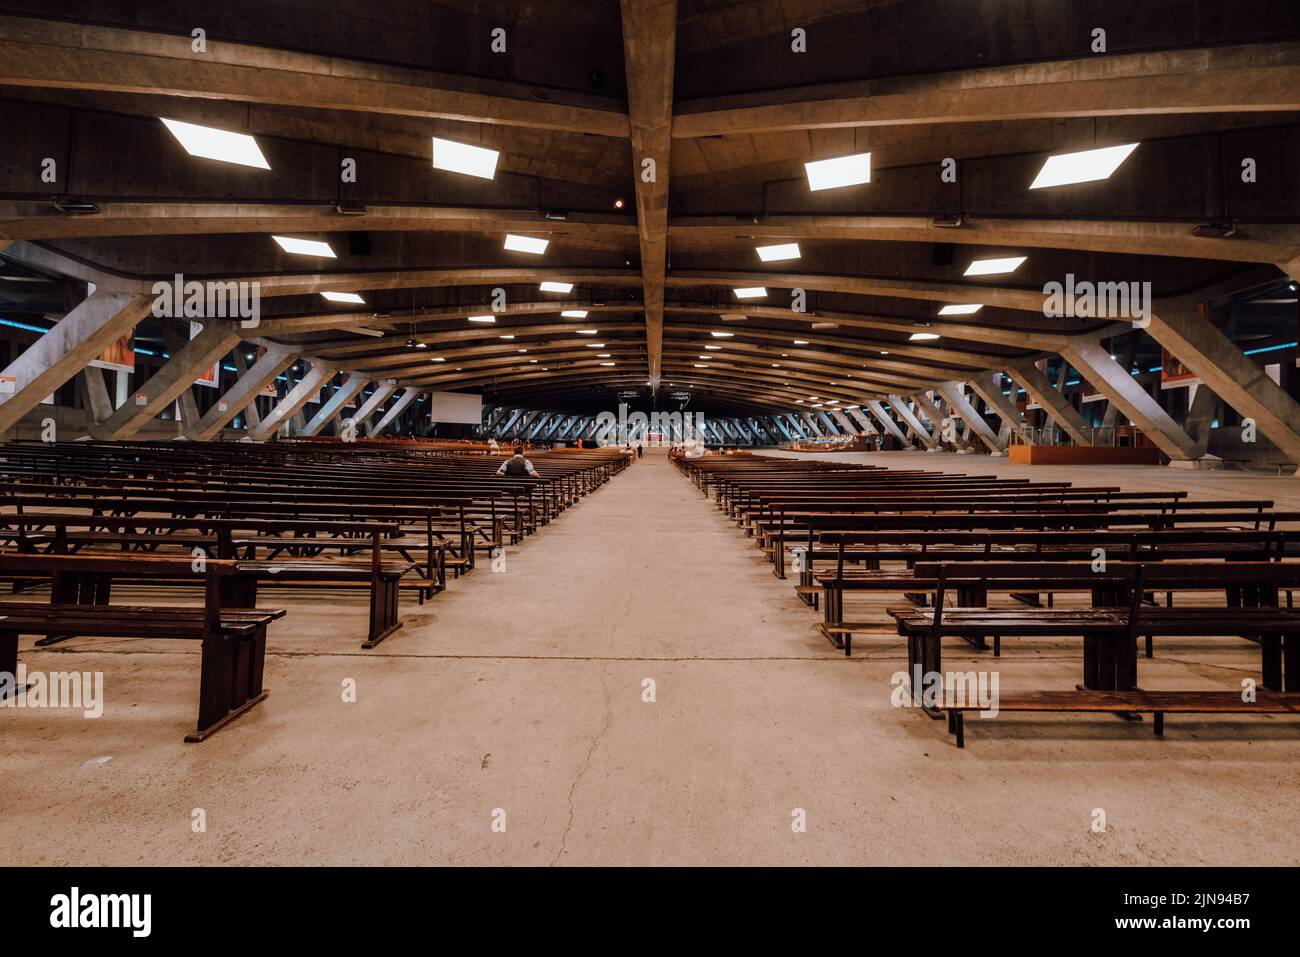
5,453,1298,866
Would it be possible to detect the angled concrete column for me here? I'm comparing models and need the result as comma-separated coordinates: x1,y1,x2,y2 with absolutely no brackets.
1146,301,1300,468
369,389,418,437
302,373,369,437
190,346,295,440
0,291,153,434
81,367,113,424
162,320,201,429
815,413,838,436
887,395,937,448
768,416,793,442
232,349,264,431
830,410,860,435
497,408,525,437
847,407,878,434
1184,383,1220,459
799,413,824,437
865,400,909,445
911,392,947,431
93,322,241,439
252,362,339,441
967,372,1031,444
936,382,1001,451
1101,338,1139,430
1061,341,1198,461
1005,361,1093,446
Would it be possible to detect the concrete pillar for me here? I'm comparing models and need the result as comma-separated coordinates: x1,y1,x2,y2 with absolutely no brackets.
1101,338,1139,432
967,372,1031,445
800,413,824,437
1184,382,1220,459
1005,360,1093,446
847,407,878,434
1061,340,1198,461
232,349,264,431
865,400,909,445
252,361,340,441
162,320,202,429
830,410,860,435
1146,301,1300,469
302,373,369,437
81,367,113,424
911,392,947,431
339,380,394,436
887,395,937,448
0,291,153,434
370,389,418,437
936,382,1001,451
93,323,241,439
190,346,295,440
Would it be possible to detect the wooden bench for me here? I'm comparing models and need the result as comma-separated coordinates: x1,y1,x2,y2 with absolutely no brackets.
0,554,284,742
943,690,1300,747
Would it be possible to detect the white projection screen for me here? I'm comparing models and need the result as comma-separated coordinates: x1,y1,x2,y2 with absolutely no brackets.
427,391,483,425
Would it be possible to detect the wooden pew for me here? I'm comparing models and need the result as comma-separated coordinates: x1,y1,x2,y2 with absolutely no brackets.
0,553,284,741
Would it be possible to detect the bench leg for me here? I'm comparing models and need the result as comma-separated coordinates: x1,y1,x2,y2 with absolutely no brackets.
362,577,404,649
1285,632,1299,693
954,711,965,748
1153,711,1164,737
1261,634,1283,692
188,629,269,743
0,629,23,700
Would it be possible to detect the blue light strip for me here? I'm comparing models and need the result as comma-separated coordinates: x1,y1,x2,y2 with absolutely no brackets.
1243,341,1298,356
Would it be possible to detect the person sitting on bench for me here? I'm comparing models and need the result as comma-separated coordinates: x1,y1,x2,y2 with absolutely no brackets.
496,446,539,478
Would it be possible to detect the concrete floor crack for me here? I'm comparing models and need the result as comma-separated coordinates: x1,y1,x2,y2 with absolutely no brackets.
551,662,613,866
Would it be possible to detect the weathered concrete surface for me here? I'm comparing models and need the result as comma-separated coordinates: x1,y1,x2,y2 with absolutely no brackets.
3,454,1299,866
1005,361,1093,446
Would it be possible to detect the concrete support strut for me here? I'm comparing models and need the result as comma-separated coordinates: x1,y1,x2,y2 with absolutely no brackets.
967,372,1031,446
302,373,370,437
936,382,1001,451
1061,341,1198,461
887,395,937,448
252,362,339,441
190,346,295,440
1005,361,1093,447
370,389,418,438
1147,302,1300,469
0,291,153,434
93,323,241,439
865,400,909,445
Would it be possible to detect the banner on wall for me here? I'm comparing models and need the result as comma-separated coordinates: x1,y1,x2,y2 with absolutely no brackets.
190,321,218,388
1159,347,1200,389
89,335,134,373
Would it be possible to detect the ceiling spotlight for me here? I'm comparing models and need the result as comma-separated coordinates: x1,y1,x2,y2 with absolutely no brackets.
931,215,964,228
430,356,446,362
577,329,599,334
793,339,809,345
710,331,734,338
585,343,606,348
468,315,496,323
540,281,574,293
405,337,417,349
600,362,616,366
320,291,365,304
704,345,722,350
733,287,767,300
964,256,1027,277
415,341,428,349
756,243,801,262
161,118,270,169
504,234,549,255
910,332,941,341
694,363,707,368
499,335,515,340
562,310,589,318
804,152,871,191
432,137,499,179
613,198,625,209
273,235,336,258
938,304,983,316
1029,143,1139,189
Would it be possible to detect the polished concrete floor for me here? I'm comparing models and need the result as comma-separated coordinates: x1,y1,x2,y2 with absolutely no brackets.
2,450,1299,866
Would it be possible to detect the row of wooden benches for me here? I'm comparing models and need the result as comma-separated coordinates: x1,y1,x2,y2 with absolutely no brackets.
0,439,631,741
676,453,1300,747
